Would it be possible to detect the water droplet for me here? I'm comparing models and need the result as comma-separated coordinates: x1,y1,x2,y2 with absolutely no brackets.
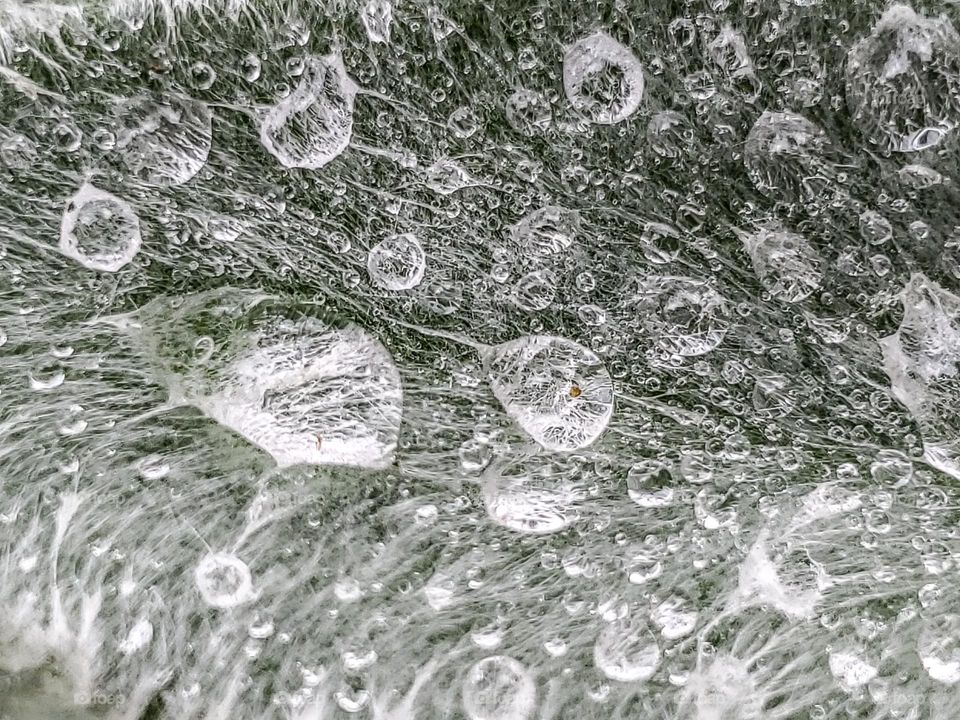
29,361,65,390
447,106,480,139
59,182,141,272
361,0,393,43
459,438,492,472
563,31,645,125
0,133,36,170
512,270,556,311
367,233,426,291
462,655,536,720
741,223,822,303
743,110,829,198
626,460,675,508
53,122,82,152
194,552,255,609
634,276,730,358
258,54,357,169
58,405,87,436
248,615,275,639
240,53,262,82
189,61,217,90
114,94,212,185
140,290,403,470
487,335,614,451
859,209,893,246
594,613,661,682
846,5,960,152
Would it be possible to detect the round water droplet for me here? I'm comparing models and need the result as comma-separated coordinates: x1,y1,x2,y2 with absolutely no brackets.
512,270,556,311
447,105,480,139
192,335,216,363
563,31,645,125
334,688,370,713
577,304,606,326
859,209,893,246
188,61,217,90
92,128,116,150
194,553,255,609
114,93,212,185
240,53,262,82
459,438,493,472
248,615,275,639
634,276,729,357
486,335,614,451
626,460,675,508
53,122,82,152
462,655,536,720
367,233,426,291
483,456,584,535
58,405,87,436
59,182,141,272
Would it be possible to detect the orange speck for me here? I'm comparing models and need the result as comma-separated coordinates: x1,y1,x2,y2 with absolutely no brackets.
569,385,582,398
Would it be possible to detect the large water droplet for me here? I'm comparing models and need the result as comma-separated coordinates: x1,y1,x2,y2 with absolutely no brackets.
741,223,822,303
593,613,661,682
367,233,426,291
114,93,212,185
743,110,829,198
563,31,645,125
138,289,403,469
59,182,142,273
361,0,393,43
461,655,536,720
194,553,255,609
845,4,960,152
485,335,614,452
633,276,730,358
258,54,357,169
